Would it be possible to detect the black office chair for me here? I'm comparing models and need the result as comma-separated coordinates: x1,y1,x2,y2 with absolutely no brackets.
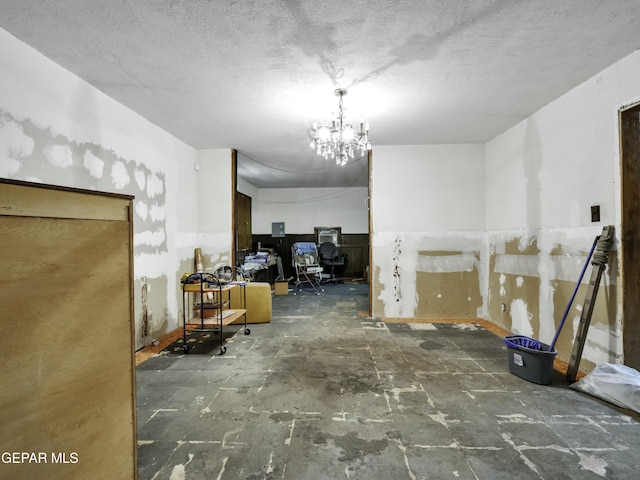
318,242,347,285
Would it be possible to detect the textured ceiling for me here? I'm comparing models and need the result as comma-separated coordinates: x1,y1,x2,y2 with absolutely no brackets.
1,1,640,188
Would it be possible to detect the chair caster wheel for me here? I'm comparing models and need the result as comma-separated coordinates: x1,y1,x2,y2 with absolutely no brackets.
219,346,227,355
244,328,251,335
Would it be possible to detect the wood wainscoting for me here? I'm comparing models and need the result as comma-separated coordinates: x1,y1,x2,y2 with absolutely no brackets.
251,233,369,281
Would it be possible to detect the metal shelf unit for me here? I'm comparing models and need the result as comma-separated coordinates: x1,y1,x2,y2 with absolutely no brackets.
181,273,249,355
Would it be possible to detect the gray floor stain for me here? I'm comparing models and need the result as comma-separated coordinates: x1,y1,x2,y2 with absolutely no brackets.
136,283,640,479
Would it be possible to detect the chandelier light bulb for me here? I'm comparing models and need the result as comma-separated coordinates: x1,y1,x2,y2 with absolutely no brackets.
317,126,331,142
308,88,371,166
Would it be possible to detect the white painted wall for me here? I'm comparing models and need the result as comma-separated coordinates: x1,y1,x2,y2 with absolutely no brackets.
252,187,369,234
237,176,259,199
195,149,234,267
372,144,485,232
485,49,640,365
485,67,633,231
371,144,486,317
0,28,209,345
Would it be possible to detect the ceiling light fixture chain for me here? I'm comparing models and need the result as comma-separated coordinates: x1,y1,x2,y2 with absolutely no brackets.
309,88,371,166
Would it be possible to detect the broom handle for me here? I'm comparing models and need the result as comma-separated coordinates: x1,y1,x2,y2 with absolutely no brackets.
550,236,599,349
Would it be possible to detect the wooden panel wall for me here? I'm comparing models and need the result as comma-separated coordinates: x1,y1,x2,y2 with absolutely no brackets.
620,106,640,370
0,180,136,480
251,233,369,280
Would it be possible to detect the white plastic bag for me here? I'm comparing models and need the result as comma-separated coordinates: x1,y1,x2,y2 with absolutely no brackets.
570,362,640,413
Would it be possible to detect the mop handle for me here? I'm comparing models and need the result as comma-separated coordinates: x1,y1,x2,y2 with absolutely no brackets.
550,236,599,349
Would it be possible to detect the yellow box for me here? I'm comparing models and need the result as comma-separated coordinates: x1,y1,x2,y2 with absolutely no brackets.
274,280,289,295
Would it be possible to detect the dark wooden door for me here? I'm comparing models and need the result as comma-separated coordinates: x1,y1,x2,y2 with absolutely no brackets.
620,105,640,370
235,191,252,251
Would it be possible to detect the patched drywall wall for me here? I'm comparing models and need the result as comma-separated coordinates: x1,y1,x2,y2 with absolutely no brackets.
372,231,486,319
488,235,541,337
3,108,182,349
371,51,640,374
415,250,482,318
484,51,640,370
0,27,229,349
0,110,167,254
0,104,178,349
371,144,486,320
372,225,619,370
487,230,618,370
136,275,171,344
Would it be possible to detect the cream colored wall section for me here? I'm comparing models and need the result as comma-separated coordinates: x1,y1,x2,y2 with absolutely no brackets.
485,49,640,369
253,187,369,234
195,149,234,269
0,27,200,347
237,176,259,198
371,145,486,319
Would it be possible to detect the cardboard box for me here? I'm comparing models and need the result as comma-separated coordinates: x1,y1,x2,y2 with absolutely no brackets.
183,282,207,292
274,279,291,295
195,308,218,318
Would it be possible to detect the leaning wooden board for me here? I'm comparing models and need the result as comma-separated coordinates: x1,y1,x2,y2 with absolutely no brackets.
0,179,137,480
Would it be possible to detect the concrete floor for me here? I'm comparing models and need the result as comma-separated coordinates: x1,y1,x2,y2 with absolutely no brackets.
136,283,639,479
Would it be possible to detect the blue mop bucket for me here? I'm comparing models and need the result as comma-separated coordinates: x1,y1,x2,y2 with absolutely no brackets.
504,335,543,351
504,335,557,385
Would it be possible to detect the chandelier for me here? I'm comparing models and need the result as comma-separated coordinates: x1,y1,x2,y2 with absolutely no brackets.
309,88,371,166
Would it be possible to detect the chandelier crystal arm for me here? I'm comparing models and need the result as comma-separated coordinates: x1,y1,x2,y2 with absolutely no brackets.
308,88,371,166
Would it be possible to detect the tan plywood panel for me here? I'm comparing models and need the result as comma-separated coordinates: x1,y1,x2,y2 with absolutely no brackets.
0,183,136,480
0,181,130,221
